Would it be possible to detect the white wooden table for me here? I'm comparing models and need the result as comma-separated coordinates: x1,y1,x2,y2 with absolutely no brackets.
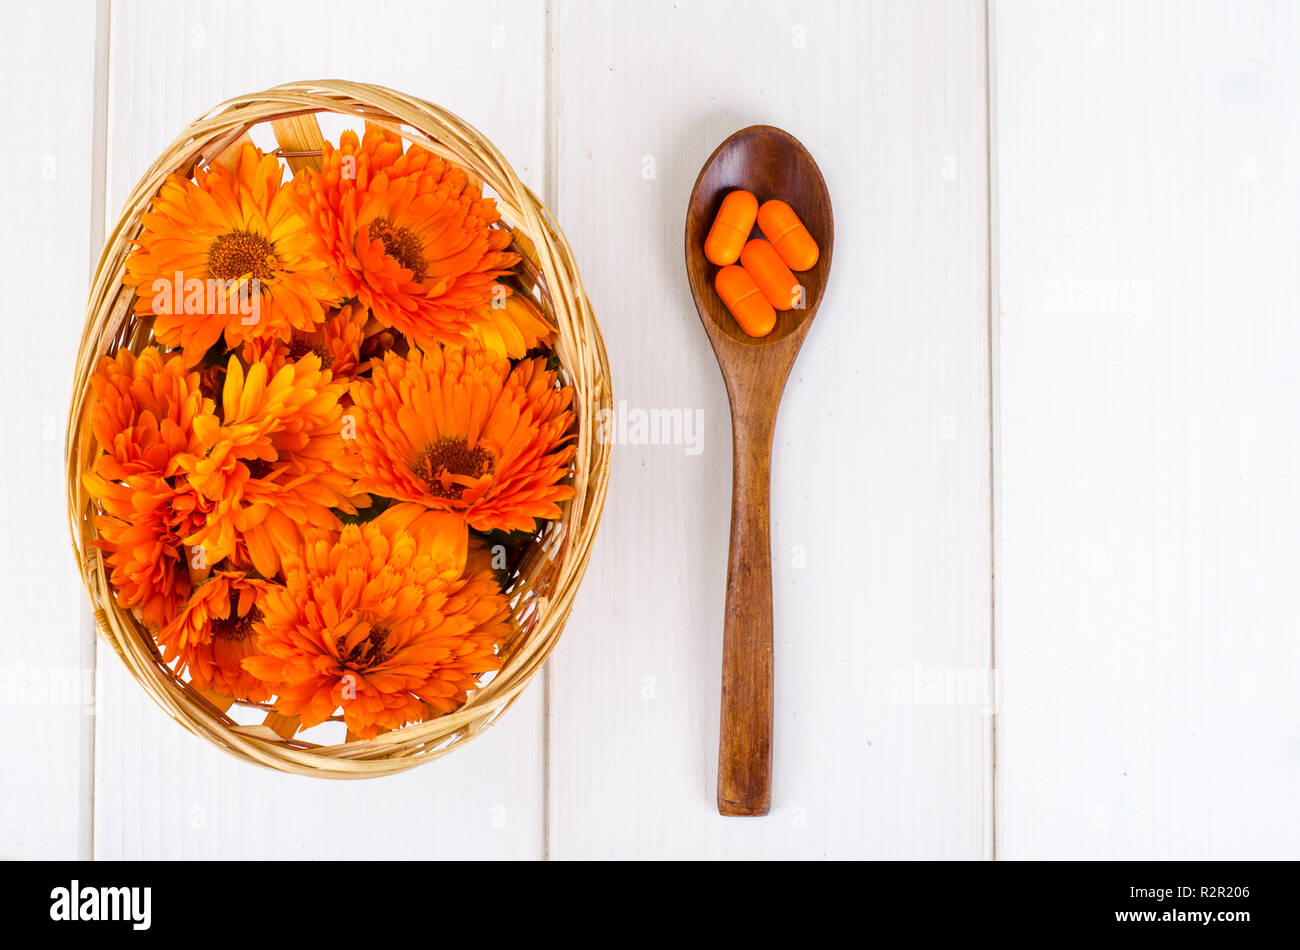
3,0,1297,859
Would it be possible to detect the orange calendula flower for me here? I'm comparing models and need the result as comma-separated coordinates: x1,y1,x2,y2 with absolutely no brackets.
86,348,215,480
123,143,341,363
83,473,208,629
298,125,519,348
369,502,471,574
242,301,372,382
158,571,275,702
243,522,509,738
177,353,365,575
82,347,215,627
346,344,577,534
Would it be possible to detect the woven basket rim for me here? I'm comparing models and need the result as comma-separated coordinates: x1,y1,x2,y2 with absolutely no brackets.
66,79,613,778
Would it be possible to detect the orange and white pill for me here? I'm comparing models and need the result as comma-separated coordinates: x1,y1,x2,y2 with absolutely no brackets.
739,239,801,311
715,264,776,337
704,189,759,266
757,199,819,271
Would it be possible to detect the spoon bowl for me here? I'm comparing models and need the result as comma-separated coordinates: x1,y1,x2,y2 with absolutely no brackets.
686,125,834,353
684,126,834,816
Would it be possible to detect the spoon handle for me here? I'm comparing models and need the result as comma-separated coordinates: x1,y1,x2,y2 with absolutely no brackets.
717,399,777,816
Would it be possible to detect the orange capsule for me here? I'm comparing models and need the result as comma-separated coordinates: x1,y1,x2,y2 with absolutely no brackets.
715,265,776,337
704,189,758,266
757,199,819,271
739,239,801,311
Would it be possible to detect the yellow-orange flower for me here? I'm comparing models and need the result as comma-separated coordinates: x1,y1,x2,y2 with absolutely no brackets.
177,353,365,575
124,144,341,363
468,292,556,360
346,344,576,533
297,125,518,348
242,522,509,738
158,571,274,702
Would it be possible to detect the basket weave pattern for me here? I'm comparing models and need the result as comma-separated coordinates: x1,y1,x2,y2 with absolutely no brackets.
65,80,612,778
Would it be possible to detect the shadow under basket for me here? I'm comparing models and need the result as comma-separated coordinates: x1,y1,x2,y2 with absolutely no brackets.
65,80,612,778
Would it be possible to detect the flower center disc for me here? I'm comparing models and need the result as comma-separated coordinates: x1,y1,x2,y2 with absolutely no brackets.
210,603,263,642
368,216,427,281
243,458,274,480
208,230,279,281
416,438,495,499
288,337,334,368
344,625,391,669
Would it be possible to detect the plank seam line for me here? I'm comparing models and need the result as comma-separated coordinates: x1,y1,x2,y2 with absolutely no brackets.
542,0,558,864
984,0,1001,863
86,0,113,863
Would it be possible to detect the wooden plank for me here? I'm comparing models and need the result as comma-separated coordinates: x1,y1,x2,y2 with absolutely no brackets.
549,0,992,857
0,0,103,859
93,0,547,859
993,0,1300,857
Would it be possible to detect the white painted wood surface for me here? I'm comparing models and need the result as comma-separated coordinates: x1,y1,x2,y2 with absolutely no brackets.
0,0,102,859
992,0,1300,859
3,0,1297,860
548,0,991,858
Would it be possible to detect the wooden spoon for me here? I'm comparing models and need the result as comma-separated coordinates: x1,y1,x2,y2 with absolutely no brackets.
684,126,834,816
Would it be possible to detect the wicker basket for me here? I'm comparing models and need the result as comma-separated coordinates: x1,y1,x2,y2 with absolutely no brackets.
65,80,612,778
